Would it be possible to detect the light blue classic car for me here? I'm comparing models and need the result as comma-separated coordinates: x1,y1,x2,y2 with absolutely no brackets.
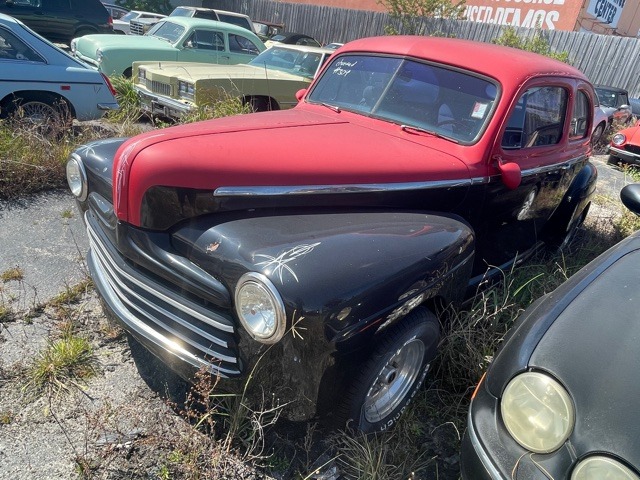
70,17,265,77
0,13,118,127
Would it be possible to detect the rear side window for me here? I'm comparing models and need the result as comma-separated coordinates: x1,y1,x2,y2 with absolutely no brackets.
502,86,567,149
228,34,260,54
0,26,43,62
570,90,590,139
193,10,218,20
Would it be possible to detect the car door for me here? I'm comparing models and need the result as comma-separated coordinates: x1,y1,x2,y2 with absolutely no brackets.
477,78,587,268
178,28,230,64
40,0,73,43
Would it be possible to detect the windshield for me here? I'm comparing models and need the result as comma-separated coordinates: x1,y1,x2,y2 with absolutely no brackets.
249,46,327,79
595,88,628,108
147,21,185,43
169,7,193,17
121,11,138,22
307,55,499,143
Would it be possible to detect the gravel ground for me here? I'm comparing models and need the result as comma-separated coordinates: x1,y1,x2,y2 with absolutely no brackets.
0,154,628,479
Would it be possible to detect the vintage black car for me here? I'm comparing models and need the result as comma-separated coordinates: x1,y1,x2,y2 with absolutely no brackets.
66,36,598,433
461,184,640,479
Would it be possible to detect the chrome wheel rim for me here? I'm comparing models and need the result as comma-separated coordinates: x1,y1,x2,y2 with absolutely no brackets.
363,338,425,423
18,101,58,125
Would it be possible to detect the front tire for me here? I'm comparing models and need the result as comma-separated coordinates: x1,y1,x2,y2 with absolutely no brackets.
336,307,439,433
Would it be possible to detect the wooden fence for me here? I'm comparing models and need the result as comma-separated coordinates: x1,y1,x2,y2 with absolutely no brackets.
172,0,640,97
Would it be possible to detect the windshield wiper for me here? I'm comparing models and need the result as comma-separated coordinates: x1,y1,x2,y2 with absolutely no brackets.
321,102,341,113
401,124,459,143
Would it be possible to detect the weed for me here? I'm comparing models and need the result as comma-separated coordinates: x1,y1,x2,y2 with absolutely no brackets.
61,208,73,219
0,409,13,424
106,75,143,124
24,333,98,396
1,266,23,283
50,278,93,308
178,95,252,124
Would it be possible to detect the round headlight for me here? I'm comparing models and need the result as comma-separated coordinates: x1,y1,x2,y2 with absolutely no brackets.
612,133,626,146
501,371,574,453
572,456,640,480
235,272,286,344
66,155,88,201
96,48,103,64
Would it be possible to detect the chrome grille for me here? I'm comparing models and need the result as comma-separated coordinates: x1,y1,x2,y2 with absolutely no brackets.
86,212,240,376
129,21,145,35
148,80,171,96
626,144,640,155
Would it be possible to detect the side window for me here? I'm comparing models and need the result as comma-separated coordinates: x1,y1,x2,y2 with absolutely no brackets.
570,90,590,139
228,34,260,55
217,14,251,31
193,10,217,20
502,86,567,149
0,27,43,62
187,29,224,51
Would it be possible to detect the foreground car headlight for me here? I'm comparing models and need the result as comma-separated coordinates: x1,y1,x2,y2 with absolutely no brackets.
612,133,626,146
70,38,77,54
501,371,574,453
572,456,640,480
96,48,103,64
235,272,286,344
66,155,88,202
178,81,195,99
138,68,146,82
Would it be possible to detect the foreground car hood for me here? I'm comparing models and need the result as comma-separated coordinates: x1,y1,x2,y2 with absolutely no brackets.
141,62,309,82
529,247,640,464
114,108,469,224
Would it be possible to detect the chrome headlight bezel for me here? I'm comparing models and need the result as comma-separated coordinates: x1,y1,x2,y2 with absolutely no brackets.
70,38,77,54
95,48,103,64
500,371,575,454
234,272,286,344
571,456,640,480
612,133,626,146
138,68,146,82
66,154,88,202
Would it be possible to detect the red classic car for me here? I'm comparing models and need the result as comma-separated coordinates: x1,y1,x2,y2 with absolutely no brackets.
66,36,597,433
608,123,640,166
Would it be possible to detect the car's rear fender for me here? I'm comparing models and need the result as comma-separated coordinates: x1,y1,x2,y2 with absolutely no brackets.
546,160,597,234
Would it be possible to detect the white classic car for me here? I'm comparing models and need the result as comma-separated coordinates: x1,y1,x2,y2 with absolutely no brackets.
0,13,118,128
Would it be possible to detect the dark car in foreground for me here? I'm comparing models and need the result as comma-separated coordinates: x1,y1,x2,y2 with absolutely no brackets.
0,0,113,45
66,36,597,433
461,184,640,479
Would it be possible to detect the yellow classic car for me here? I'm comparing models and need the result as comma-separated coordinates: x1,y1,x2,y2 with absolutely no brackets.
133,44,334,118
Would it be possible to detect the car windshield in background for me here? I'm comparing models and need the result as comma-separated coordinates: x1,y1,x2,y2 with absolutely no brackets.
307,55,499,143
596,87,629,108
147,21,185,43
120,11,139,22
249,46,326,79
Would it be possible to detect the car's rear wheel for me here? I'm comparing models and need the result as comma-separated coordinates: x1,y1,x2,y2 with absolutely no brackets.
334,306,439,433
550,202,589,252
591,122,606,146
3,92,71,136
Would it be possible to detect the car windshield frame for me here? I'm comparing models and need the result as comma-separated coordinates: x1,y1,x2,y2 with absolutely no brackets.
595,87,629,108
249,46,328,79
306,54,500,144
146,20,186,44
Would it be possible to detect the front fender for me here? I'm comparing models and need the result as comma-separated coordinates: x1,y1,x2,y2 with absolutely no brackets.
173,210,475,341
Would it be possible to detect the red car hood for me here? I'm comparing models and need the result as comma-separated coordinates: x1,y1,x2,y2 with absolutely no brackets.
114,108,470,224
